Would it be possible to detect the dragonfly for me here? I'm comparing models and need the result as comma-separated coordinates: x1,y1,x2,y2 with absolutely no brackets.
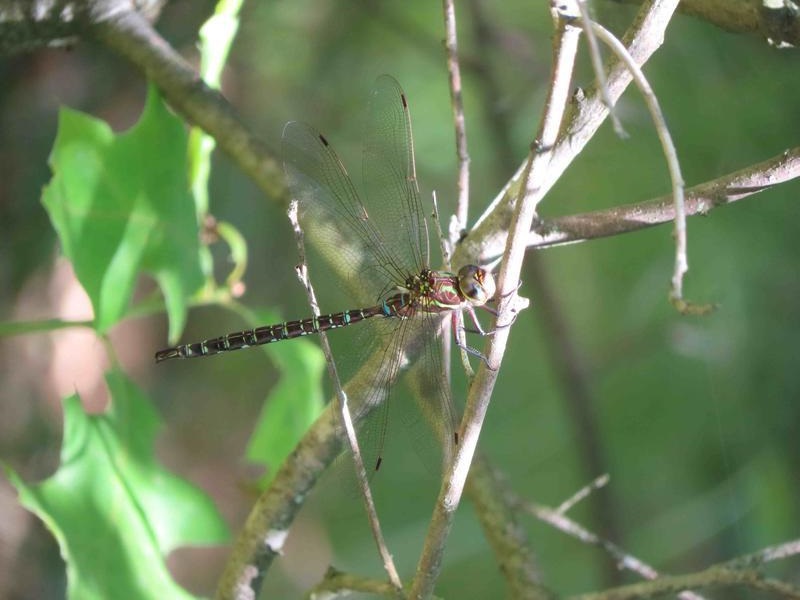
156,75,496,471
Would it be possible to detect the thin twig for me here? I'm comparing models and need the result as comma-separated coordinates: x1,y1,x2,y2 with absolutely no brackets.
563,3,693,312
516,489,800,599
287,202,402,592
512,494,707,600
724,538,800,570
555,474,610,515
409,8,581,598
442,0,478,381
570,567,800,600
575,0,627,137
442,0,470,239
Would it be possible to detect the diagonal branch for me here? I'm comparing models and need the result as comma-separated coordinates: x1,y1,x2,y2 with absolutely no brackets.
616,0,800,48
87,4,286,202
512,486,800,600
529,146,800,249
467,456,556,600
409,6,584,598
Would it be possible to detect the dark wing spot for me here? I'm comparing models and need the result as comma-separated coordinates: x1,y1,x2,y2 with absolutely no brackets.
318,134,329,146
400,93,408,109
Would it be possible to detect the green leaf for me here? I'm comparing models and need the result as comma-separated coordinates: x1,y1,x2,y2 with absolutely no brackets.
5,370,228,600
188,0,247,277
245,309,326,486
42,87,204,340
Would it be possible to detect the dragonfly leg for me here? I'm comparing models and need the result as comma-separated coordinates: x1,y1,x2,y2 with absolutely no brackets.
460,305,514,337
453,310,498,371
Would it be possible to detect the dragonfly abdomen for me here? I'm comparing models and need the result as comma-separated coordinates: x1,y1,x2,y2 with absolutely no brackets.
154,297,407,363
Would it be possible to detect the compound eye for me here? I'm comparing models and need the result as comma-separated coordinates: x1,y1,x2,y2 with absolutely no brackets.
457,265,496,306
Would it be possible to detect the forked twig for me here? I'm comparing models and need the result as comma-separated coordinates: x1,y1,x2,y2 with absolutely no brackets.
513,478,800,599
512,485,708,600
288,201,403,591
526,146,800,249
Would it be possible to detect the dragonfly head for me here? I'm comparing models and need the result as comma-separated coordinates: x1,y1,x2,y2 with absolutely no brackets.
457,265,496,306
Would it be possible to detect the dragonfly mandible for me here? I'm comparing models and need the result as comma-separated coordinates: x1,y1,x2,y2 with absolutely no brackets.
156,75,496,471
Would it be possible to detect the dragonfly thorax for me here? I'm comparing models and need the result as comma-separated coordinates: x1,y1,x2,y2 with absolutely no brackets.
392,266,495,318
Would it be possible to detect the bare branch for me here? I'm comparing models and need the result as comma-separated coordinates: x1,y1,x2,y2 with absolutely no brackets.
0,0,164,55
87,5,286,202
528,147,800,248
615,0,800,48
570,566,800,600
510,482,800,600
513,493,705,600
467,456,557,600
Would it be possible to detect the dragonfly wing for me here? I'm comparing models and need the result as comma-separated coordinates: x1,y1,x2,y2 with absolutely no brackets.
402,313,458,473
330,331,455,497
347,310,456,476
282,120,405,303
362,75,430,276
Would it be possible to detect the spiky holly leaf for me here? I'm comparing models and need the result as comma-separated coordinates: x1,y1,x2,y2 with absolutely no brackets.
42,87,203,341
5,370,228,600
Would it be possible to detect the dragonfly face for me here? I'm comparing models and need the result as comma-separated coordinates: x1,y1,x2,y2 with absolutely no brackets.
457,265,496,307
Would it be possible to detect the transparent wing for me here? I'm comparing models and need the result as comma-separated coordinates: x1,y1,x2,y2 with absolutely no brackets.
362,75,430,277
282,120,408,304
401,311,459,474
350,310,457,476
